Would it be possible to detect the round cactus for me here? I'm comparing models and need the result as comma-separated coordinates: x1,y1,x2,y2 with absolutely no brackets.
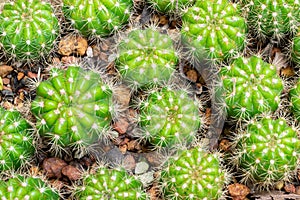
139,87,200,148
242,0,300,41
0,0,59,61
292,32,300,63
160,147,227,199
181,0,247,60
116,28,178,89
0,108,34,171
148,0,194,14
233,116,300,188
62,0,133,37
76,167,147,200
31,66,112,150
0,175,60,199
220,56,283,120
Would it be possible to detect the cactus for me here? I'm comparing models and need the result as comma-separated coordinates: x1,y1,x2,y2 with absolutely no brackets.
242,0,300,41
0,108,34,172
148,0,194,14
62,0,133,37
116,28,178,89
181,0,247,60
292,31,300,63
0,0,59,61
232,116,300,188
31,66,112,151
0,175,60,199
289,79,300,120
160,147,227,199
139,87,201,148
220,56,283,120
75,166,147,200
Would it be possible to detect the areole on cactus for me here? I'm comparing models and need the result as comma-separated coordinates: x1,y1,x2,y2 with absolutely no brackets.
31,66,112,151
0,0,59,61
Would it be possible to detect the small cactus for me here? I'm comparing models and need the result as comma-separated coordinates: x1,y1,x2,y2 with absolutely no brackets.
0,175,60,199
62,0,133,37
0,108,34,171
181,0,247,60
160,147,227,199
289,79,300,120
31,66,112,151
220,56,283,120
116,28,178,89
76,166,147,199
292,31,300,63
139,87,200,148
232,116,300,188
242,0,300,41
148,0,194,14
0,0,59,61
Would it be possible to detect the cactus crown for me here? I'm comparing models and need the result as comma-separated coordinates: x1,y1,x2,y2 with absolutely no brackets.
0,108,34,172
31,66,112,152
0,0,59,61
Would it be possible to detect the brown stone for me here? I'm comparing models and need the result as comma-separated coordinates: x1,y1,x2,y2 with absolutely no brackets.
0,65,13,77
284,183,296,193
186,69,198,82
61,165,82,181
2,78,10,85
42,157,68,178
219,139,231,152
61,56,78,64
58,35,88,56
113,117,129,134
123,154,136,171
27,71,37,79
17,72,24,80
228,183,250,200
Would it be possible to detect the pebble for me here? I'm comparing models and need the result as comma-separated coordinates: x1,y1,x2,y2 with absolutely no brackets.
135,161,149,175
228,183,250,200
123,154,136,171
113,117,129,134
284,183,296,193
58,35,88,56
0,65,13,77
2,78,9,85
138,171,154,187
42,157,68,179
61,165,82,181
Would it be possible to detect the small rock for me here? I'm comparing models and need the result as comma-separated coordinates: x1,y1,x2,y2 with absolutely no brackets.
17,72,24,81
42,157,68,179
219,139,231,152
280,65,295,77
113,84,131,108
138,171,154,187
275,181,284,190
295,186,300,195
144,152,165,167
2,78,9,85
58,35,88,56
86,46,93,58
284,183,296,193
119,144,127,154
228,183,250,200
127,140,141,151
0,65,13,77
61,56,78,64
159,15,168,25
186,69,198,82
62,165,82,181
113,117,129,134
135,161,149,175
123,154,136,171
49,179,65,190
104,147,125,166
27,71,37,79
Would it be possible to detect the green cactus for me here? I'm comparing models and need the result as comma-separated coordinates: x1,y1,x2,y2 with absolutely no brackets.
242,0,300,41
292,32,300,63
160,147,227,199
233,116,300,188
181,0,247,60
148,0,194,14
0,175,60,199
76,167,147,200
31,66,112,150
0,0,59,61
220,56,283,120
289,79,300,120
139,87,200,148
62,0,133,37
0,108,34,172
116,28,178,89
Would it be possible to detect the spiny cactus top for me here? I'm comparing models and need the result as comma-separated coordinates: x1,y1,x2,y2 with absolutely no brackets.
233,117,300,188
242,0,300,40
220,56,283,120
0,108,34,172
62,0,133,37
0,175,60,199
160,147,227,199
139,87,200,148
289,79,300,120
292,32,300,63
148,0,194,14
116,28,178,89
76,167,147,200
31,66,112,149
181,0,247,60
0,0,59,61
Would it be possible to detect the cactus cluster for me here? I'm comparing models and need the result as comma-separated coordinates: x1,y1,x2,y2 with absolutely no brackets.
76,167,147,200
160,147,227,199
62,0,133,37
0,108,34,172
31,66,112,150
116,28,178,89
232,116,300,188
139,87,201,148
220,56,283,120
181,0,247,60
0,0,59,61
148,0,194,14
0,175,60,199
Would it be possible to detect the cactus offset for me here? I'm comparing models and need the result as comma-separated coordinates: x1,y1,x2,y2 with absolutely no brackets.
0,108,34,172
0,0,59,61
31,66,112,151
116,28,178,89
181,0,247,60
139,87,200,148
62,0,133,37
220,56,283,120
76,167,147,199
160,147,227,199
148,0,194,14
